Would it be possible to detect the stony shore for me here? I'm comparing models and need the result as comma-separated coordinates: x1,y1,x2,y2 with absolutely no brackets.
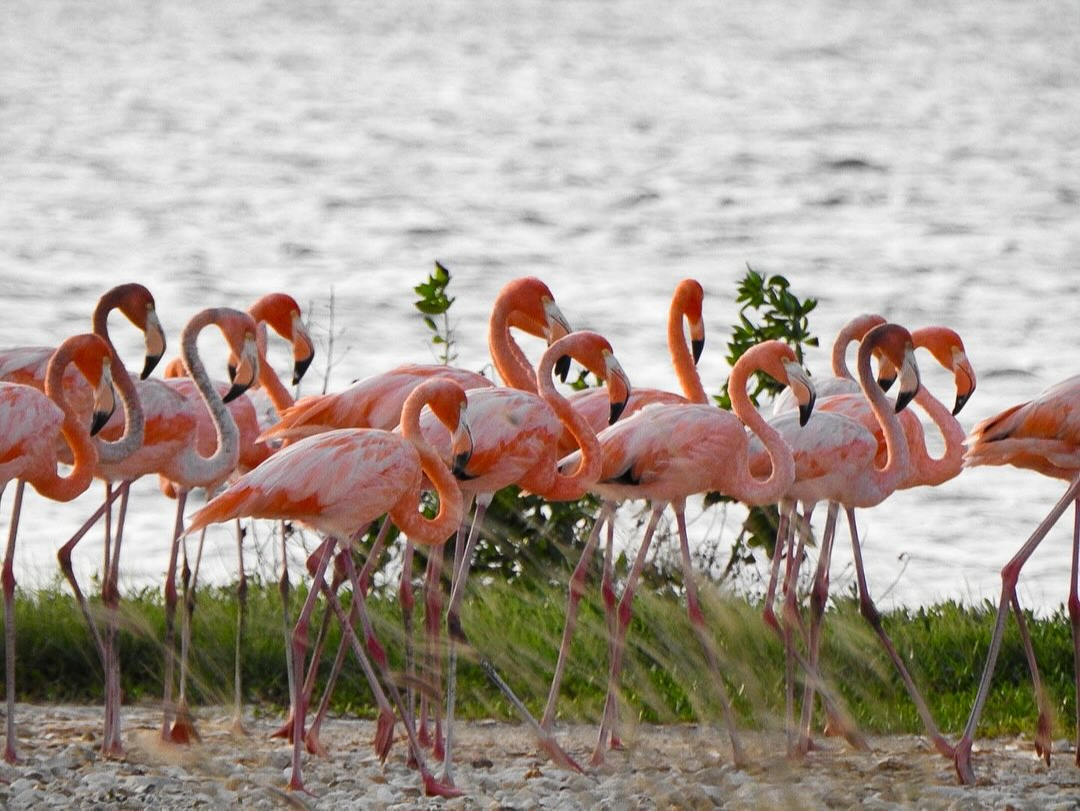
1,704,1078,809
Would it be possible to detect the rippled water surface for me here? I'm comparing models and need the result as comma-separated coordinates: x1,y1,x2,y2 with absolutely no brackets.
1,0,1078,610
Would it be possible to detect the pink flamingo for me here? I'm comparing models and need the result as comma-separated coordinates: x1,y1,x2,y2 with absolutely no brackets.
0,333,116,762
787,325,975,758
416,329,631,785
0,284,167,757
160,293,315,737
568,339,816,767
953,371,1080,783
270,277,572,756
756,323,921,757
185,377,473,798
542,278,707,740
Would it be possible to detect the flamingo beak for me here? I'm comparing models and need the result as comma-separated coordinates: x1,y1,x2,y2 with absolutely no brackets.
783,360,816,427
451,416,473,479
225,336,259,403
141,310,167,379
894,347,920,413
606,356,631,425
292,315,316,385
952,353,977,416
293,355,314,386
544,300,573,382
689,315,705,365
91,361,117,436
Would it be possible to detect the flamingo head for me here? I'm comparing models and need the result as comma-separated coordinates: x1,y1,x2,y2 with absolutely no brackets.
911,326,977,415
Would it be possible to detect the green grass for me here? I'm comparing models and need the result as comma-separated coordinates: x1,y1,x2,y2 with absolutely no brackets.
3,576,1077,740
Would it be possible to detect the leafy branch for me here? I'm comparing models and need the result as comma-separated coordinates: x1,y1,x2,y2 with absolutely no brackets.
414,260,457,366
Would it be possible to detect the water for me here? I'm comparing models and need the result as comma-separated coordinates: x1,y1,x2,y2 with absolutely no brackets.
0,0,1077,612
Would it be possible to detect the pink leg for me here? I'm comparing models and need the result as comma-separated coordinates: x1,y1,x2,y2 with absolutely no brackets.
102,482,131,757
399,539,418,733
420,539,447,759
277,519,295,735
542,501,614,731
1009,594,1052,763
600,509,623,749
797,502,839,755
171,525,203,744
673,501,747,767
287,536,335,794
592,504,666,766
231,518,249,736
160,491,188,742
955,478,1080,784
2,482,23,763
1068,498,1080,767
443,498,580,786
761,499,794,635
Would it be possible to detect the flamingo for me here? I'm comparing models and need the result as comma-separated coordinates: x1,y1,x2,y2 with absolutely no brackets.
542,278,707,740
57,307,260,748
1,333,116,763
159,293,315,737
564,339,815,767
780,326,976,756
185,377,474,798
267,276,572,756
755,323,921,756
416,329,631,785
953,371,1080,783
0,283,166,757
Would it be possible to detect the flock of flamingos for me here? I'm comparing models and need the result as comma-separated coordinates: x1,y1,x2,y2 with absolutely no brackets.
1,277,1079,796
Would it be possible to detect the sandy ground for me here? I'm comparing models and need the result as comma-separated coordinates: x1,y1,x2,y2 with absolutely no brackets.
1,704,1079,809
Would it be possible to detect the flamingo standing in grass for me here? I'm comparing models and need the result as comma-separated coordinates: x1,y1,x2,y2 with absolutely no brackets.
160,293,315,737
953,370,1080,783
186,377,474,798
785,325,975,758
1,333,116,763
417,329,631,786
542,278,707,741
564,340,817,767
0,283,166,757
756,323,921,757
265,276,572,757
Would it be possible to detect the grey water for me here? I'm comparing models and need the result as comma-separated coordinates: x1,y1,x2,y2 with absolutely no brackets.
1,0,1078,612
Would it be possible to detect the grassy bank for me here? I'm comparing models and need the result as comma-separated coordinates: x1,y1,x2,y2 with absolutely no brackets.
4,577,1074,740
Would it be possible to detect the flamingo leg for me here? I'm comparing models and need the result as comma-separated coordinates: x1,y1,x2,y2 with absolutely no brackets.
1009,594,1053,764
542,501,614,731
102,481,131,757
232,518,249,736
955,477,1080,784
780,503,811,756
443,497,581,786
286,536,334,794
420,538,448,760
277,519,295,737
797,502,839,755
592,504,665,766
399,538,417,735
674,501,747,767
761,499,794,635
332,549,461,798
2,481,22,763
160,490,188,742
171,524,204,744
1069,497,1080,767
600,506,623,749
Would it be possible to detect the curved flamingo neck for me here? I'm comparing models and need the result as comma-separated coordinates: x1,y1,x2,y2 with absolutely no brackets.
538,339,602,502
488,297,539,393
92,292,145,464
831,314,884,380
37,340,98,501
392,392,464,545
727,344,795,505
176,310,241,487
857,335,909,495
253,322,295,415
669,298,706,405
908,386,965,487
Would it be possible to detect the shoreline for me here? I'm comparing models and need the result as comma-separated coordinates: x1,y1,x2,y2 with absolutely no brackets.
1,704,1077,808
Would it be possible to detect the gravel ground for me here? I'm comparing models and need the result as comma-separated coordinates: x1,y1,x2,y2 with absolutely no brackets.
1,704,1078,809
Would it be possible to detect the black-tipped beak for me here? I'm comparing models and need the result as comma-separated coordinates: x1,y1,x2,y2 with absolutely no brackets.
227,362,237,381
798,394,815,427
953,390,972,416
895,387,917,413
293,355,314,386
91,408,112,437
877,372,896,393
141,352,163,380
691,337,705,365
609,398,628,425
555,354,571,383
223,381,249,404
452,450,472,479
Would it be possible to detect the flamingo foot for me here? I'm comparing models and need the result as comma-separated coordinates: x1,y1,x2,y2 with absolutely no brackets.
169,706,201,745
422,771,464,799
271,715,297,741
609,733,625,751
103,739,126,760
230,717,250,739
1034,713,1052,766
374,709,395,763
304,729,329,758
3,744,16,765
588,746,606,768
286,772,315,796
417,721,433,748
431,730,445,762
537,733,583,773
954,738,976,785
